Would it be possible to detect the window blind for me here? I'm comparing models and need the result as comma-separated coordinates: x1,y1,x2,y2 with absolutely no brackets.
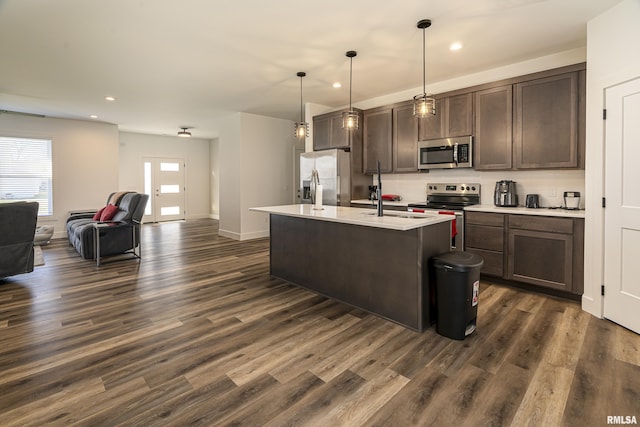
0,136,53,215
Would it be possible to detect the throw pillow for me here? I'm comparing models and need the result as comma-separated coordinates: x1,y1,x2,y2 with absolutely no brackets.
100,204,119,221
93,206,106,221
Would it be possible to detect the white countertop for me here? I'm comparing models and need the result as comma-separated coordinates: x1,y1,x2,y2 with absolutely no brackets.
464,204,585,218
250,204,453,231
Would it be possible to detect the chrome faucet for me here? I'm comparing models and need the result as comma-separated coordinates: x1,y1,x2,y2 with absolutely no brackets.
376,160,383,217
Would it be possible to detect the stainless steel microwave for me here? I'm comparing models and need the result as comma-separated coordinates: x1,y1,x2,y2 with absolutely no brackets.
418,136,473,170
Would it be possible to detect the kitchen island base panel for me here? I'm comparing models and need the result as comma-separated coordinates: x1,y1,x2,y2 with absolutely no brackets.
269,214,451,332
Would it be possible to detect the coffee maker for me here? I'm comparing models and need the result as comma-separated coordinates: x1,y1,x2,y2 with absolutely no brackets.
368,185,378,201
494,180,518,207
563,191,580,210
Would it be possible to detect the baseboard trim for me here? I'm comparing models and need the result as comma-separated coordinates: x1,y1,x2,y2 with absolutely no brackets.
218,229,269,241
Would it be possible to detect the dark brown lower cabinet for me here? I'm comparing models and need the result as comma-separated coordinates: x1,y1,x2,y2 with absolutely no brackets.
464,211,505,277
507,214,584,294
465,224,504,277
507,228,573,291
465,211,584,296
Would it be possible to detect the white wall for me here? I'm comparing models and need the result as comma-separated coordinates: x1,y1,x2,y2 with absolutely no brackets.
353,48,587,112
583,0,640,317
378,169,585,208
210,138,220,219
218,112,296,240
118,131,211,219
218,114,242,238
0,114,119,238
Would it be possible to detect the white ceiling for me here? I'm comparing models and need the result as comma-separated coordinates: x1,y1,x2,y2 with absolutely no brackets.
0,0,621,139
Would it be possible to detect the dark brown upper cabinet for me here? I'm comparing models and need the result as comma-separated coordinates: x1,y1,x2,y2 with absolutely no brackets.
313,114,332,151
444,93,474,137
324,63,586,173
417,98,444,141
418,93,473,141
313,109,362,151
363,101,419,174
474,85,514,170
363,107,393,174
514,71,582,169
392,101,419,172
474,64,585,171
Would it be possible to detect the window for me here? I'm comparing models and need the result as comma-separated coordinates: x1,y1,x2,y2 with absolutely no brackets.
0,136,53,216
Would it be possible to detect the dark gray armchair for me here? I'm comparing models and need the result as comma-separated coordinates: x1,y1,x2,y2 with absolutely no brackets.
0,202,39,278
66,192,149,265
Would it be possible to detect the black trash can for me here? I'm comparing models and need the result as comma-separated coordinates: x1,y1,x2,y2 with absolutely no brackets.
432,251,484,340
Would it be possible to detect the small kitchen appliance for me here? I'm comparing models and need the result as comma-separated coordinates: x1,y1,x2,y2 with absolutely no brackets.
563,191,580,210
525,194,540,208
494,180,518,207
368,185,377,201
417,136,473,170
407,183,480,251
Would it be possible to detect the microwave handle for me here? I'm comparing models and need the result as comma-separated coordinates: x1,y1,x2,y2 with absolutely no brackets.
453,143,459,166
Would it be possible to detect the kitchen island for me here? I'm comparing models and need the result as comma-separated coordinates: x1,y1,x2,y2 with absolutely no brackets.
250,204,452,332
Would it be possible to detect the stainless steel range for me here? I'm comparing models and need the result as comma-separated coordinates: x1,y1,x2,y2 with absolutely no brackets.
407,183,481,251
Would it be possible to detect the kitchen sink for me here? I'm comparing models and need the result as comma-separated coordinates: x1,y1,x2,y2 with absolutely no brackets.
361,211,432,219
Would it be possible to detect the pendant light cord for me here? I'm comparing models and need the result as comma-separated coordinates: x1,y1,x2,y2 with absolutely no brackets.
349,55,353,111
300,75,304,122
422,26,426,96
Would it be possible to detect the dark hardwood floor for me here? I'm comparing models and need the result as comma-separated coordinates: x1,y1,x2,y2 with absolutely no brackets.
1,219,638,426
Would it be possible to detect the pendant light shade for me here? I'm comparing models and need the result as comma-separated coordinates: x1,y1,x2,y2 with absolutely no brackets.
178,127,191,137
342,50,359,130
414,19,436,118
294,71,309,139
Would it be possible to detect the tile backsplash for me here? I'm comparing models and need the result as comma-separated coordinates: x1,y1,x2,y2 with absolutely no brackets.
376,169,585,209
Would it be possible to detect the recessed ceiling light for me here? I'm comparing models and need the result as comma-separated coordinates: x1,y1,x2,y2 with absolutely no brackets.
332,82,342,89
450,42,463,51
89,115,98,119
105,96,116,101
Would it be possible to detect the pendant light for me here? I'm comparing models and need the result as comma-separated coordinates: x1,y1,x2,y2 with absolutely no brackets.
342,50,359,130
294,72,309,139
178,127,191,138
413,19,436,118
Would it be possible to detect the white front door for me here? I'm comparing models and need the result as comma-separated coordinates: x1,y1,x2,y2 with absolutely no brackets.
143,158,186,222
603,76,640,334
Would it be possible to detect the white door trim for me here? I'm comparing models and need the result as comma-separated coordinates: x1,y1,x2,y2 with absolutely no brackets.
602,76,640,334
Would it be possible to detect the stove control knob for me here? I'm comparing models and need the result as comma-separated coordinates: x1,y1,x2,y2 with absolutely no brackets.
466,186,470,190
471,186,476,191
433,185,438,190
